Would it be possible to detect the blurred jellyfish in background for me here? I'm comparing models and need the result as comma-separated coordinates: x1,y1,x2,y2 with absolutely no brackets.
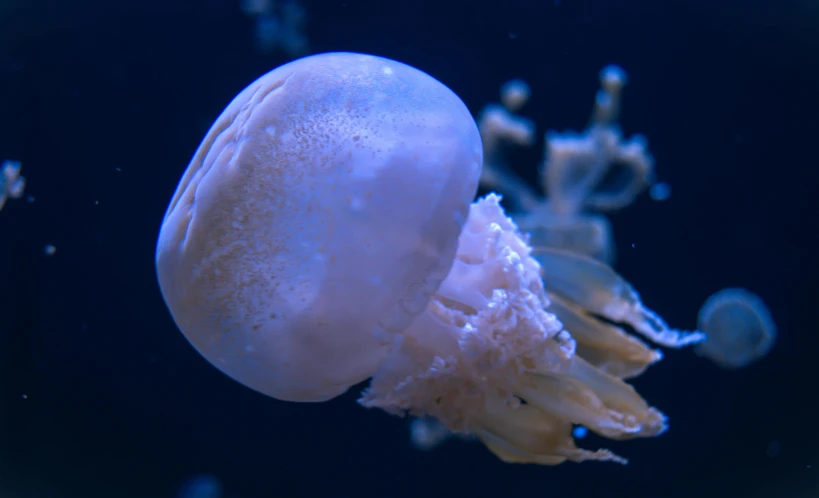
479,65,654,264
694,288,777,369
240,0,309,58
155,52,775,466
478,80,539,213
0,160,25,212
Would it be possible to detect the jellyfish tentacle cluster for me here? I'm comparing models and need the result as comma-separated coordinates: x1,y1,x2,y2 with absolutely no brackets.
359,193,674,464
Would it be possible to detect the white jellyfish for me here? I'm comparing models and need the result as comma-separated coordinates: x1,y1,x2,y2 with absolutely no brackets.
694,288,776,369
156,52,702,465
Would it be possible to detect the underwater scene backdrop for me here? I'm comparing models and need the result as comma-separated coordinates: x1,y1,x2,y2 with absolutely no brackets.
0,0,817,497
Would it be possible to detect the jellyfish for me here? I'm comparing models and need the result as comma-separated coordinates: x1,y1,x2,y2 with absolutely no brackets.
0,160,25,212
694,288,777,369
156,52,703,465
408,417,465,451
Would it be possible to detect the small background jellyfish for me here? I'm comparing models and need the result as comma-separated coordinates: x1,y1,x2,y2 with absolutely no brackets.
479,65,654,264
694,288,776,369
0,160,25,212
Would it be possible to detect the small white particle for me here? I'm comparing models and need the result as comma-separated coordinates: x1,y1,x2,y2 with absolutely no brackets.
382,66,393,75
44,244,56,256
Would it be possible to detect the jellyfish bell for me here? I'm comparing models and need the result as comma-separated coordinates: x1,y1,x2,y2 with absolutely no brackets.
155,52,483,403
695,287,777,369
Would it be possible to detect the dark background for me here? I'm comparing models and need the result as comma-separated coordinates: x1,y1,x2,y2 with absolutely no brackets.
0,0,817,497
